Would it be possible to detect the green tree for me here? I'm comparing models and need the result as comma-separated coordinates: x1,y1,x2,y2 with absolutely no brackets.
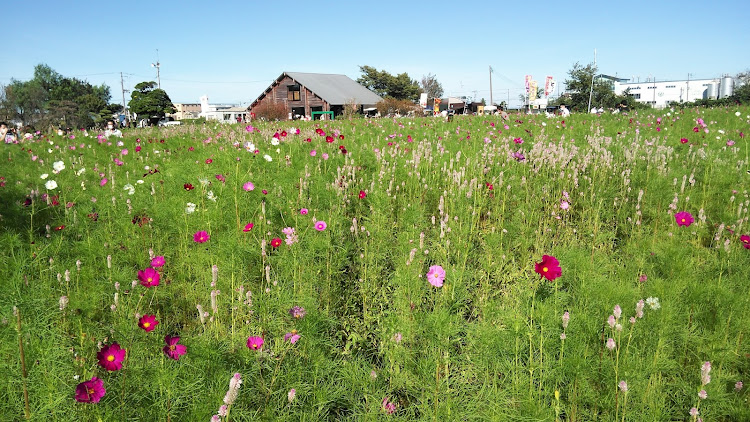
561,62,638,111
357,66,421,101
128,81,176,121
0,64,112,129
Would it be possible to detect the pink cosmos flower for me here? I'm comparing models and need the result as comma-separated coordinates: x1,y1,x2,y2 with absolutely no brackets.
138,314,159,332
310,150,317,156
426,265,446,287
674,211,694,227
247,336,264,350
322,153,329,160
150,256,165,268
314,221,327,231
97,343,126,371
215,174,225,183
193,231,210,243
284,330,301,344
100,178,108,186
534,255,562,281
382,397,396,414
242,182,255,191
300,208,308,215
138,267,160,287
163,335,187,360
74,377,106,403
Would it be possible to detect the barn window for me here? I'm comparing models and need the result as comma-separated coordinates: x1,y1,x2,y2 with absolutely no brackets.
287,85,301,101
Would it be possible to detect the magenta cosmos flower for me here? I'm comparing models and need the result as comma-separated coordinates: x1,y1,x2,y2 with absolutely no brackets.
138,314,159,332
247,336,264,350
193,230,210,243
163,335,187,360
284,330,301,344
150,256,165,268
138,267,160,287
74,377,106,403
243,222,254,232
741,234,750,249
535,255,562,281
97,343,126,371
242,181,255,191
314,221,327,231
674,211,694,227
426,265,446,287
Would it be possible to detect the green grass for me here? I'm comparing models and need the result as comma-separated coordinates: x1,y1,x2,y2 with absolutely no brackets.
1,107,749,421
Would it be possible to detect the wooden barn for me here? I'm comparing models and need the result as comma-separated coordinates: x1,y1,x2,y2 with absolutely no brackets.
249,72,383,119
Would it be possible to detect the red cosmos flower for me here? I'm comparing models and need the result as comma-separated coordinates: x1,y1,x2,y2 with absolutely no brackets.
188,146,195,151
270,237,282,248
315,128,325,136
184,183,194,191
281,131,288,137
486,183,494,190
205,158,213,164
534,255,562,281
193,230,210,243
740,235,750,249
693,127,700,133
680,138,689,144
341,148,347,154
261,189,268,195
338,145,345,150
674,211,694,227
339,134,345,140
163,335,187,360
138,314,159,332
247,336,264,350
325,136,334,143
305,138,312,142
55,225,65,231
138,267,160,287
359,190,367,199
74,377,106,403
97,343,126,371
135,146,142,152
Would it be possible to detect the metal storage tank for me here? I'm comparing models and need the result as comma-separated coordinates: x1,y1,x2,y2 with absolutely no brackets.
707,83,718,100
719,76,733,98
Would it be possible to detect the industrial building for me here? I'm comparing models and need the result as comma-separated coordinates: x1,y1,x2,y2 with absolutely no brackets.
613,76,734,108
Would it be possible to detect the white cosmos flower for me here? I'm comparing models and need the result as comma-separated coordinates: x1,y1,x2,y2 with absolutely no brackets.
264,154,272,162
40,173,49,179
45,180,58,190
271,138,280,146
123,184,135,195
198,178,209,187
53,161,65,172
75,168,86,176
736,111,741,117
207,191,217,202
185,202,197,214
645,297,660,310
136,179,144,184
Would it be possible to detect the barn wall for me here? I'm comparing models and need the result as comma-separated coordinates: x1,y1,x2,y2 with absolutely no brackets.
251,75,328,119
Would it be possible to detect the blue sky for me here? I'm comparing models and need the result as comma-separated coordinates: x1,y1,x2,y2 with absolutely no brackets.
3,0,749,107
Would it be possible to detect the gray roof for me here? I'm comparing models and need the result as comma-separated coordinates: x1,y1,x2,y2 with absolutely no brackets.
253,72,383,107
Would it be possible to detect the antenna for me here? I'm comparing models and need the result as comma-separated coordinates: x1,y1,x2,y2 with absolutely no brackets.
150,49,161,89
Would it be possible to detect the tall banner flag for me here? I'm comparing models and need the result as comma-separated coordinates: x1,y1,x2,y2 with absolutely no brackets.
548,79,557,97
529,80,538,102
419,93,428,109
525,75,532,93
544,76,553,97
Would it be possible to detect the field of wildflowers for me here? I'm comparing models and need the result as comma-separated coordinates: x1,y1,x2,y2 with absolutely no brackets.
1,107,749,421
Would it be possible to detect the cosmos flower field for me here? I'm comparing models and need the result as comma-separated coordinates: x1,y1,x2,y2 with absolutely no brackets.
1,107,749,421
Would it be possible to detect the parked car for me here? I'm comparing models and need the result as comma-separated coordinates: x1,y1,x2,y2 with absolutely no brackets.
157,117,181,127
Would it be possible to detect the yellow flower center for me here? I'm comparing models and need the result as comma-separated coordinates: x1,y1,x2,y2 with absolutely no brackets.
88,388,95,395
143,322,151,328
543,267,548,272
291,329,298,335
147,277,153,282
169,345,176,351
681,218,685,222
107,355,115,362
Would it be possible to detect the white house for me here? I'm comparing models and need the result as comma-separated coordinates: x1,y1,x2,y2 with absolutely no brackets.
613,76,734,108
199,95,249,122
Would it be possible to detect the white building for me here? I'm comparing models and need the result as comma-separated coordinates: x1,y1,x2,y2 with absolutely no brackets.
198,95,249,122
613,76,734,108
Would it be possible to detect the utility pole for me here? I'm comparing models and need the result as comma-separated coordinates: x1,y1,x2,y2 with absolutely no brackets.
587,48,596,113
151,49,161,89
120,72,130,119
686,73,692,102
489,66,494,106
